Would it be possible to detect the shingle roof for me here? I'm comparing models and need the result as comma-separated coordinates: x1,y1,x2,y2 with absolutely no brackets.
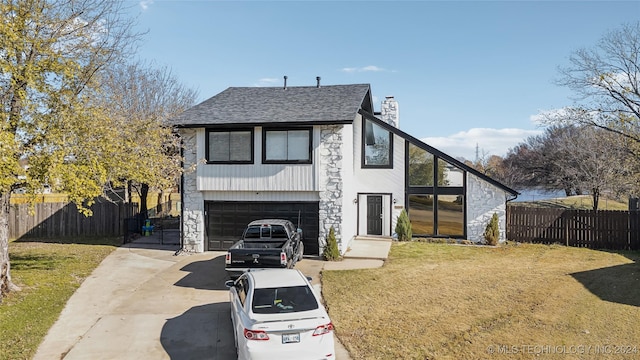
170,84,371,127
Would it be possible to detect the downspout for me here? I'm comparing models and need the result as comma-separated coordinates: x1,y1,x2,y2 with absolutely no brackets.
176,133,185,256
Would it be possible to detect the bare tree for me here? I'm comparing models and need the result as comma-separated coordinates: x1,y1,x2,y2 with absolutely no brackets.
553,127,630,209
504,125,630,210
549,22,640,145
96,61,198,218
538,22,640,199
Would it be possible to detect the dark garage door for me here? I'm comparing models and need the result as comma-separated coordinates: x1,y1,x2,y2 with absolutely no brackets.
205,201,320,254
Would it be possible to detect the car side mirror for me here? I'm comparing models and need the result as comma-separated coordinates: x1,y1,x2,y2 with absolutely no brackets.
224,280,235,288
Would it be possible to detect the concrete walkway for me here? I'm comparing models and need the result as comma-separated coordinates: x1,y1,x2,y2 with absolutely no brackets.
33,236,391,360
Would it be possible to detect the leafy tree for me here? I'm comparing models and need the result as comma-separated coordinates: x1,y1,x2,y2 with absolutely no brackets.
0,0,140,301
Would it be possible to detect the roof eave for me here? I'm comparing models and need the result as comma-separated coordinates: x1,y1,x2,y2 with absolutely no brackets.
358,109,519,196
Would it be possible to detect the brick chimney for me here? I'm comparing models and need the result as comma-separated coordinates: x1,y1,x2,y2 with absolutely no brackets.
381,96,399,128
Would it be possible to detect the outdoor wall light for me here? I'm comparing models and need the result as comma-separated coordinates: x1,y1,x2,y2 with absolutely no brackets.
393,198,397,204
353,198,358,204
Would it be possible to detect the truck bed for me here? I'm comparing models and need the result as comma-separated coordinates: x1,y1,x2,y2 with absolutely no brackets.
231,240,287,250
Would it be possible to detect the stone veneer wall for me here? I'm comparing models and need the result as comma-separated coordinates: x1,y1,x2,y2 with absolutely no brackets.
466,173,508,243
180,128,205,253
318,125,344,253
380,96,399,128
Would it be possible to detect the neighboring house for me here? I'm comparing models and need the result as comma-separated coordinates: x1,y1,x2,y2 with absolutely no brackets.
170,80,518,255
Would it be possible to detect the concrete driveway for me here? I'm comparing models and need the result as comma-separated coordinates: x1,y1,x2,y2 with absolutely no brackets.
33,235,390,360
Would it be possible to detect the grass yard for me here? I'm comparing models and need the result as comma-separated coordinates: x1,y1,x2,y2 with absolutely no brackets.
0,238,119,360
322,242,640,360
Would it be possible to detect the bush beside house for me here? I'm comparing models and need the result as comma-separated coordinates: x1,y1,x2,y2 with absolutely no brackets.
322,226,341,261
395,209,412,242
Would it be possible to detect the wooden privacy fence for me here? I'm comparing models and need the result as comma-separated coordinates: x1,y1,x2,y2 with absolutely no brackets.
507,206,640,251
9,201,138,239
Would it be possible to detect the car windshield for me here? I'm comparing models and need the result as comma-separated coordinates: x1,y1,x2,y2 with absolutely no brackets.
252,286,319,314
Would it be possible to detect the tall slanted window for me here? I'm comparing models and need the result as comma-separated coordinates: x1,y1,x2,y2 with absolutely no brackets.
406,142,466,238
363,118,392,168
263,128,312,163
207,129,253,163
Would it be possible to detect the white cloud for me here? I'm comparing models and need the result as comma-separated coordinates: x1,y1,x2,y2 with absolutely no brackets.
253,78,281,87
421,128,543,161
139,1,154,10
341,65,386,73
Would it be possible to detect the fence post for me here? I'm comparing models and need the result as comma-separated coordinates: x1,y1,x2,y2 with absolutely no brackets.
564,211,569,247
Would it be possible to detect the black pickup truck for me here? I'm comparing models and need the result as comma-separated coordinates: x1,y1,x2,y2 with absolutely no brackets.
224,219,304,279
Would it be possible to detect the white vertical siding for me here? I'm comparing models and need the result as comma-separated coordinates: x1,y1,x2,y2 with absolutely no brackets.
196,126,318,192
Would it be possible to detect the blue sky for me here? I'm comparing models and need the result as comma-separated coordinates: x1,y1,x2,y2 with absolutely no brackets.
127,1,640,160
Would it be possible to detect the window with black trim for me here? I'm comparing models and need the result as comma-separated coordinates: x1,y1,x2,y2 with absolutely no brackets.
406,141,466,238
363,118,392,168
263,128,312,163
206,129,253,164
438,159,464,187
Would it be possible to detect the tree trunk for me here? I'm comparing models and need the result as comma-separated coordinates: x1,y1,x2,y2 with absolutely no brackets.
0,192,20,302
156,190,163,216
592,188,600,211
140,183,149,219
125,180,132,203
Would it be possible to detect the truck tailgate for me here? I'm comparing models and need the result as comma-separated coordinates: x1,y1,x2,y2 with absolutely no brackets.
226,249,285,269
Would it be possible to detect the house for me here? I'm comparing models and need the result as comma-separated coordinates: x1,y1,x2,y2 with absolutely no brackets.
169,80,518,254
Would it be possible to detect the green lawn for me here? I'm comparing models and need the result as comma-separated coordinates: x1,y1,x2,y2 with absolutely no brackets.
0,238,119,360
322,242,640,360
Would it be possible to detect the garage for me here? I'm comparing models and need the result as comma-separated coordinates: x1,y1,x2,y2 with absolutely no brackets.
205,201,320,254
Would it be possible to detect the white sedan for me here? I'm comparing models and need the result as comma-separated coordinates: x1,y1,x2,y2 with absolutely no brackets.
225,269,336,360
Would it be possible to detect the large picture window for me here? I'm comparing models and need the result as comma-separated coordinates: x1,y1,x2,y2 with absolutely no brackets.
363,119,392,168
409,195,434,235
263,128,312,163
207,129,253,163
436,195,464,236
406,141,466,238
